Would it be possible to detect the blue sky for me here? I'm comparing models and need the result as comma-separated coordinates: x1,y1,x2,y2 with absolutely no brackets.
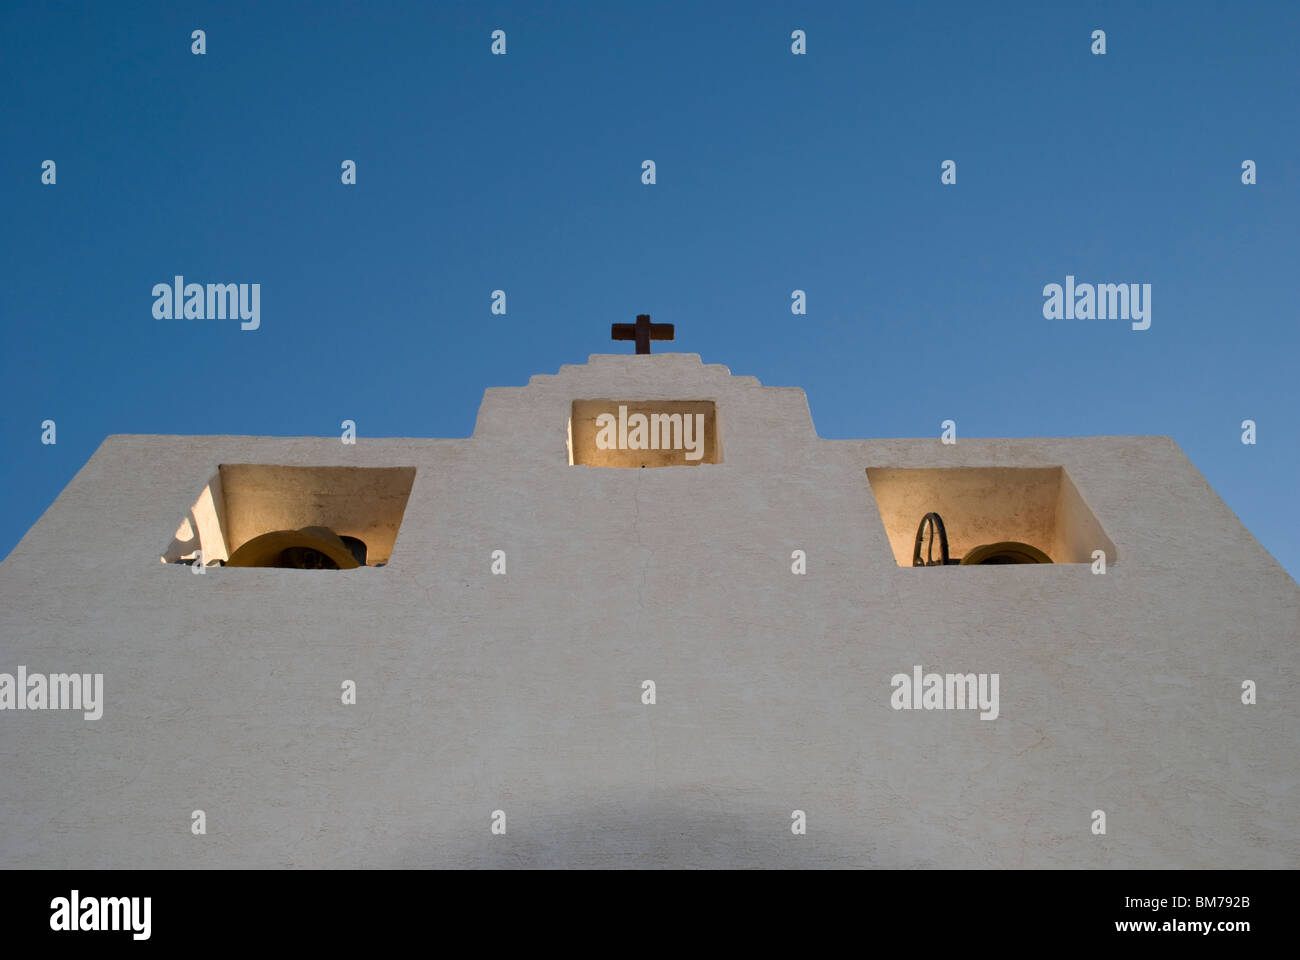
2,0,1297,579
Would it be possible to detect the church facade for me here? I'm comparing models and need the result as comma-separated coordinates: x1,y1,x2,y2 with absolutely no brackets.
1,353,1297,868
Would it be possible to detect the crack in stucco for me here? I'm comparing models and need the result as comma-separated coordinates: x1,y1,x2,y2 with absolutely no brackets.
1015,732,1048,757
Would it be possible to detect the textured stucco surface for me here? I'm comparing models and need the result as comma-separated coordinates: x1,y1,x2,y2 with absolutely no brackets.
1,353,1297,868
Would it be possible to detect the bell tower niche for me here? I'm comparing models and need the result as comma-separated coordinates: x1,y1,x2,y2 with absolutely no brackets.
161,464,415,569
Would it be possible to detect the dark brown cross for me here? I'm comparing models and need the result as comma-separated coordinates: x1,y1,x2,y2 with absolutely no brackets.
611,314,674,355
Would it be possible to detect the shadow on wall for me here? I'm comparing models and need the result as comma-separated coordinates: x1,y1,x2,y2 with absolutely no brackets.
160,470,227,564
392,799,885,869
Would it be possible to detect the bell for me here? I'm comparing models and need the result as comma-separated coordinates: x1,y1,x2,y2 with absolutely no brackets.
226,526,366,569
912,512,1052,566
959,541,1052,565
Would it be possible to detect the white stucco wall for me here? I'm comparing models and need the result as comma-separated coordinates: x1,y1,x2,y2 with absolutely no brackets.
1,354,1297,868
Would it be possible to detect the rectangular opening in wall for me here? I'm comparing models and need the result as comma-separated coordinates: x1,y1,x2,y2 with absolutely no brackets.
568,400,720,467
865,466,1115,567
160,465,416,569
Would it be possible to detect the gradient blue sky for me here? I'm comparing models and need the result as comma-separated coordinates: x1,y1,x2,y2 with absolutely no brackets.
2,1,1297,578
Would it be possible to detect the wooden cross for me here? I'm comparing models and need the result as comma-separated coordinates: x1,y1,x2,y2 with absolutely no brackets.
611,314,674,355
